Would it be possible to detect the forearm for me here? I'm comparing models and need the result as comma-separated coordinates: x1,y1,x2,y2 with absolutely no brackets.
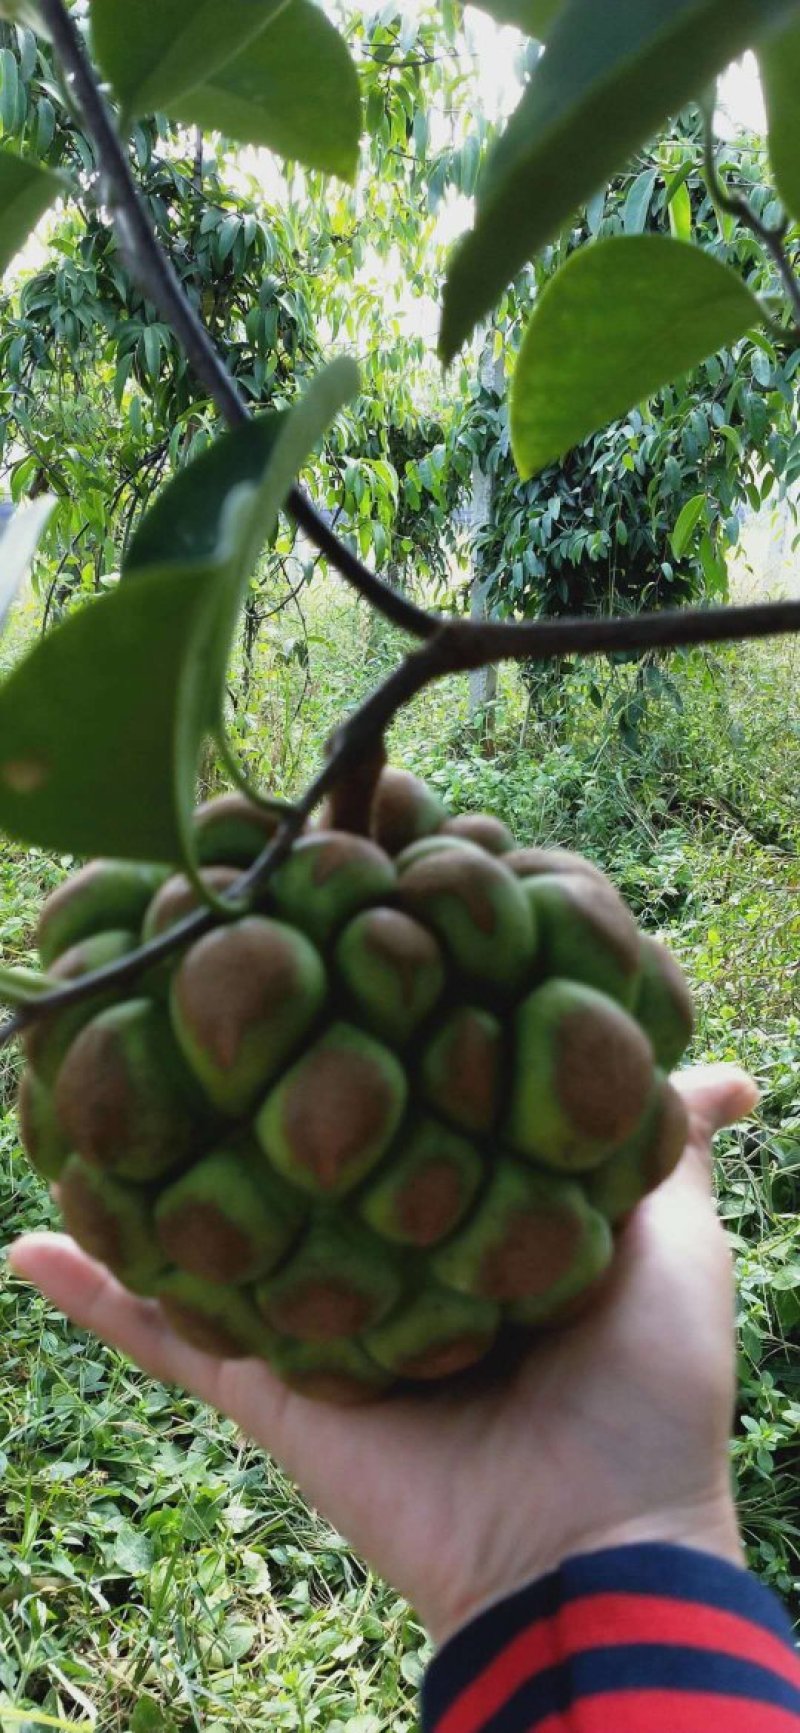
423,1544,800,1733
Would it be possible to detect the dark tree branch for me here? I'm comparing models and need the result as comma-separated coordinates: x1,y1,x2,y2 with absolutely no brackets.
4,592,800,1050
37,0,435,643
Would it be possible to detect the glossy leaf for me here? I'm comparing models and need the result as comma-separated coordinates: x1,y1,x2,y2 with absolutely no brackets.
169,1,361,181
0,363,359,861
90,0,290,121
511,236,761,478
0,150,63,279
0,495,55,637
761,18,800,224
125,419,283,575
470,0,562,37
440,0,799,359
0,560,224,860
623,168,658,234
671,492,707,558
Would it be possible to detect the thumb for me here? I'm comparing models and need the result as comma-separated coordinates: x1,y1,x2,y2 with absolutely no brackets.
670,1063,759,1195
673,1063,759,1140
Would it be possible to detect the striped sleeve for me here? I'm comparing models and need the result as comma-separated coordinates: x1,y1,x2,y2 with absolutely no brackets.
422,1543,800,1733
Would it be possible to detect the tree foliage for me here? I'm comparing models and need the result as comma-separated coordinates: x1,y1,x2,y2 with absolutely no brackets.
0,0,796,870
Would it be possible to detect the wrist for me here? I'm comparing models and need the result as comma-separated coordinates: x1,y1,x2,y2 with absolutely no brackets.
426,1490,744,1647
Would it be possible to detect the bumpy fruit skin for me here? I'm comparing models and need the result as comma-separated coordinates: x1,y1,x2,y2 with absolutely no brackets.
19,772,694,1402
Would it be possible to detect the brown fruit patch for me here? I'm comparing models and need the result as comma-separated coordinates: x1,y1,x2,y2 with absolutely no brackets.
284,1370,382,1406
480,1206,581,1301
399,1334,490,1379
195,792,280,845
560,876,640,977
323,740,387,835
647,1083,689,1189
505,847,608,884
400,853,499,936
441,815,513,855
174,921,304,1072
556,1005,652,1144
61,1167,124,1270
37,860,109,954
644,938,694,1030
307,833,389,888
270,1279,375,1341
160,1300,252,1358
436,1013,500,1131
281,1046,396,1190
371,768,439,854
362,908,440,1007
394,1160,465,1246
158,1201,256,1284
147,868,240,937
55,1024,135,1166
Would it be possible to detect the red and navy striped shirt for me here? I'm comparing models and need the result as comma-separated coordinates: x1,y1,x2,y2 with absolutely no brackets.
422,1544,800,1732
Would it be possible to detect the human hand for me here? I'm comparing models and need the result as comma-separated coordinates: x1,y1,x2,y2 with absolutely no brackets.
9,1063,756,1646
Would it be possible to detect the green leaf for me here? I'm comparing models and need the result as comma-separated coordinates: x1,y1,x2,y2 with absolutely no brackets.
0,362,359,861
440,0,800,359
668,177,693,241
761,18,800,224
623,167,657,234
168,0,361,181
89,0,290,121
0,149,63,279
671,491,707,558
0,495,55,637
469,0,561,36
510,236,761,478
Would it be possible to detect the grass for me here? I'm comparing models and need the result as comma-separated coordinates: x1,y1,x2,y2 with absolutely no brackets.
1,576,800,1726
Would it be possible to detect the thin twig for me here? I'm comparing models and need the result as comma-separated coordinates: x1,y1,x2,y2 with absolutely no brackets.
703,106,800,328
38,0,435,643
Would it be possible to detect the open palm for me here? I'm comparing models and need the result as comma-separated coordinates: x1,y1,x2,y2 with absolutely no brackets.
10,1063,754,1643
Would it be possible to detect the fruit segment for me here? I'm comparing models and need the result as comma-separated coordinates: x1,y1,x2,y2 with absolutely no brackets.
170,915,326,1114
256,1021,407,1196
155,1270,268,1358
335,906,445,1044
359,1114,483,1247
265,1335,391,1404
54,998,205,1180
397,842,536,993
60,1155,163,1290
155,1138,305,1284
506,979,654,1170
519,871,642,1006
634,934,695,1070
421,1005,504,1134
440,814,515,854
369,766,446,856
37,860,166,967
587,1072,688,1221
364,1284,499,1378
271,832,395,945
256,1214,402,1340
193,792,282,867
17,1066,71,1180
24,927,138,1084
432,1156,609,1309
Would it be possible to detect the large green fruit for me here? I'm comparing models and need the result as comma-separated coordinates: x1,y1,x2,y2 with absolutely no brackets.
18,767,694,1403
